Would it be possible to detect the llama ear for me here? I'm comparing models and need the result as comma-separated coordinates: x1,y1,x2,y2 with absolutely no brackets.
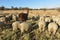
27,9,29,15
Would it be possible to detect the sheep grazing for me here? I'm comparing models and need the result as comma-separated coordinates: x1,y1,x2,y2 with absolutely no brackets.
48,22,58,35
52,16,60,27
12,14,17,21
18,22,31,34
0,17,5,22
56,20,60,27
45,16,52,22
52,16,60,22
38,21,46,32
12,21,31,34
12,21,20,31
39,16,45,21
52,16,60,26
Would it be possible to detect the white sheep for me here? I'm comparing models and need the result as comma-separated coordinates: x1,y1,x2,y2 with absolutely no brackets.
12,21,20,32
52,16,60,26
0,17,5,22
12,21,31,34
39,16,45,21
38,21,46,32
52,16,60,22
56,20,60,26
45,17,52,22
12,14,16,21
18,22,31,34
48,22,58,35
6,14,11,18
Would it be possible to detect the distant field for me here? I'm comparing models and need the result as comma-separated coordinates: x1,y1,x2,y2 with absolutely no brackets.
0,9,60,17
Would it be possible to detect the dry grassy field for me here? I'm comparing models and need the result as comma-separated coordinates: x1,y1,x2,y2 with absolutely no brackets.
0,9,60,16
0,9,60,40
0,20,60,40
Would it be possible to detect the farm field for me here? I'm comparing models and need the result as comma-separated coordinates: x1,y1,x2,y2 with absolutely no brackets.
0,9,60,17
0,20,60,40
0,13,60,40
0,9,60,40
0,0,60,40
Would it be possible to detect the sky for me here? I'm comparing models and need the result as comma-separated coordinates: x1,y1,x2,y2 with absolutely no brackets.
0,0,60,8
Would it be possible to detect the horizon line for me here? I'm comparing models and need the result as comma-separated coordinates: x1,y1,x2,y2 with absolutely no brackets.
0,6,60,9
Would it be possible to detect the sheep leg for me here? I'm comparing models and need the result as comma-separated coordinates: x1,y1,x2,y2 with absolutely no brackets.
13,26,18,32
38,27,41,33
53,30,56,35
42,27,45,32
48,29,51,35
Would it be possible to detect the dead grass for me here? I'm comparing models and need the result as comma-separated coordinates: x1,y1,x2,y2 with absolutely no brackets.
0,24,60,40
